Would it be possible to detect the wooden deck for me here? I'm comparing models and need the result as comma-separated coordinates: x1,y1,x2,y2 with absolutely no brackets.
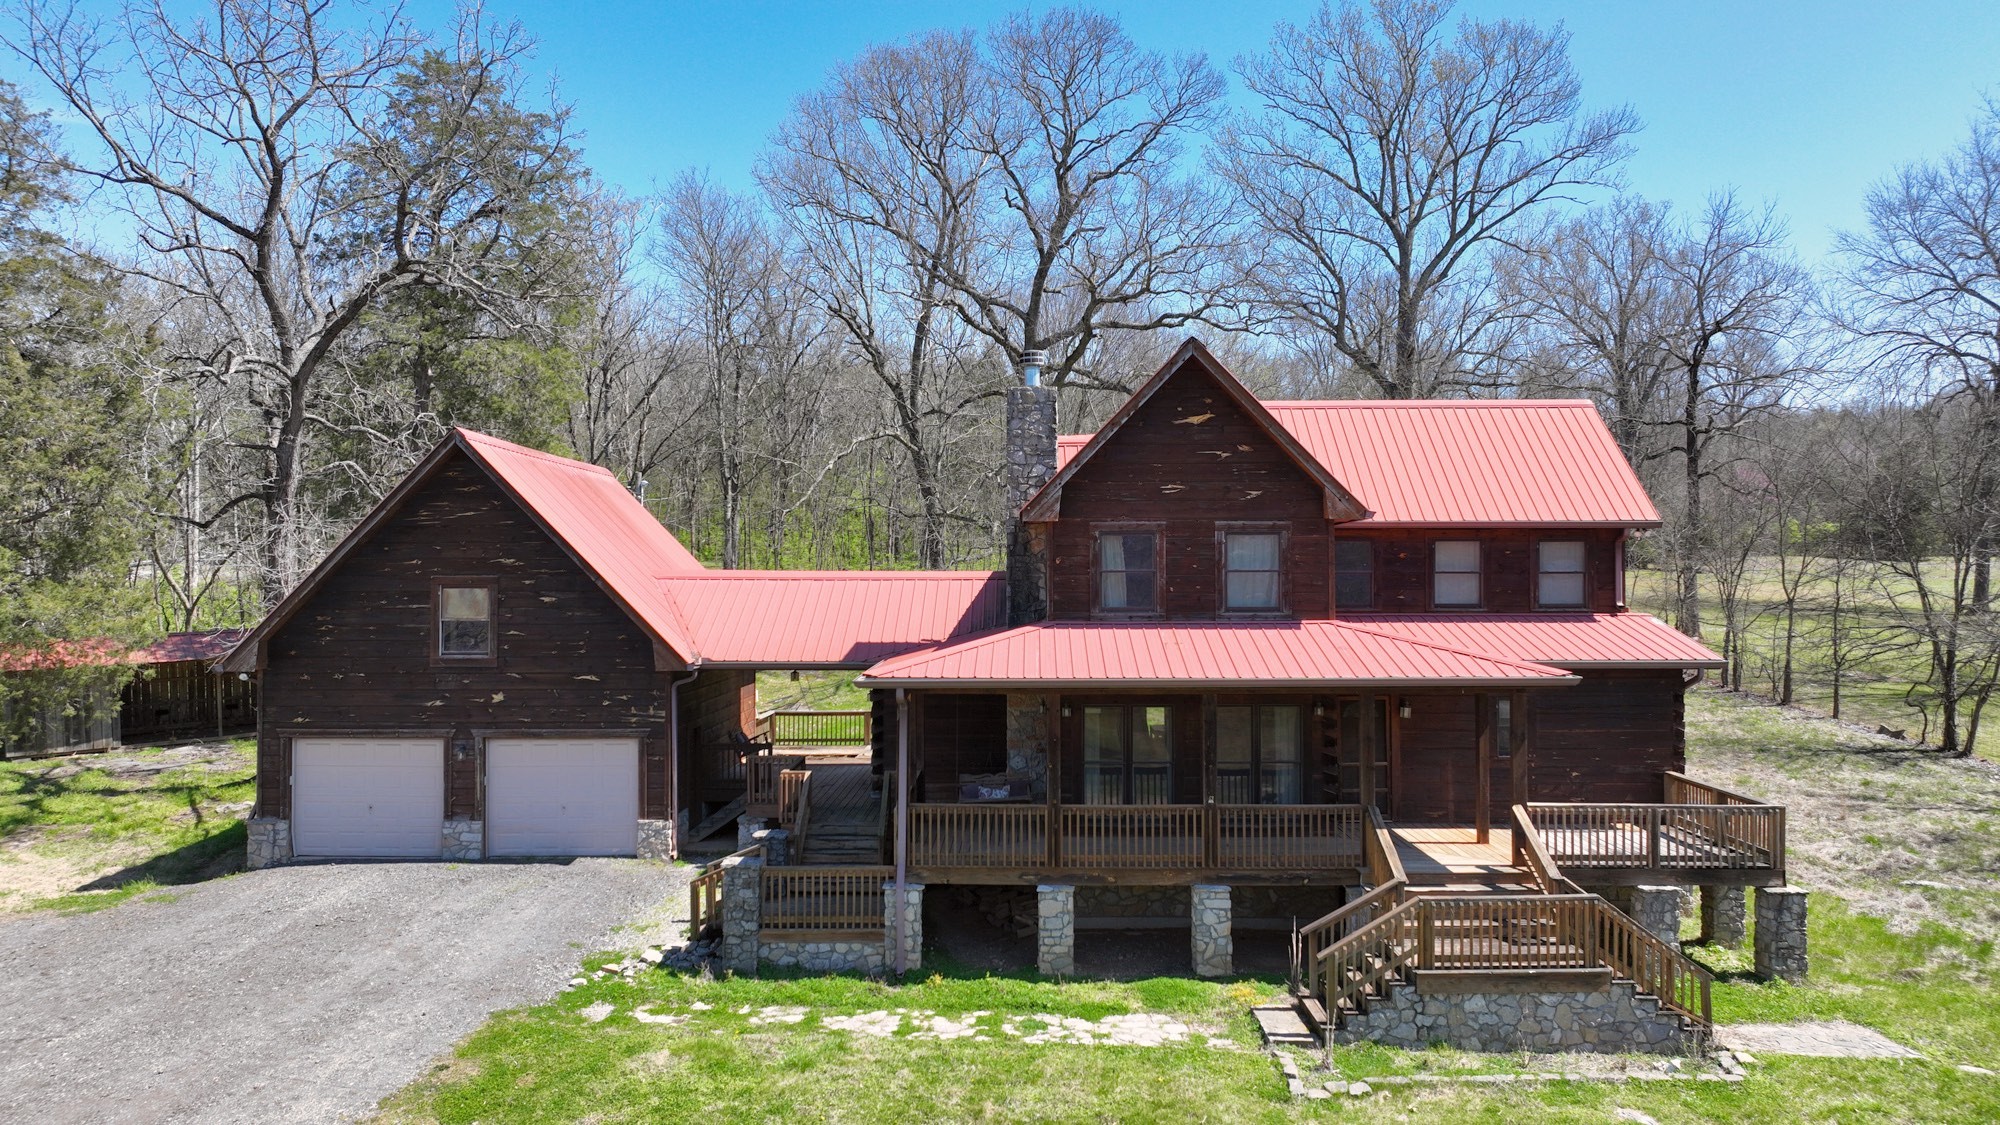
1390,826,1532,890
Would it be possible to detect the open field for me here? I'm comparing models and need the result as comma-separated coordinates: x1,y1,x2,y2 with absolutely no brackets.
757,670,873,714
1630,563,1995,761
0,740,255,912
376,691,2000,1124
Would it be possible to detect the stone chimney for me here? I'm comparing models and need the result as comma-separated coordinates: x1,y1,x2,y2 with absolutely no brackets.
1005,350,1057,626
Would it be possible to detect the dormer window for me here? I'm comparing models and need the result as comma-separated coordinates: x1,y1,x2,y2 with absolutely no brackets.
436,583,494,658
1538,541,1587,608
1433,541,1481,608
1221,527,1285,612
1096,530,1159,613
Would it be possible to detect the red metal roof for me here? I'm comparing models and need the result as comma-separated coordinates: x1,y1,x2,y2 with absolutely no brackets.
1056,399,1659,527
136,629,250,665
457,429,706,660
660,571,1007,667
857,620,1578,688
0,639,128,673
1345,613,1723,669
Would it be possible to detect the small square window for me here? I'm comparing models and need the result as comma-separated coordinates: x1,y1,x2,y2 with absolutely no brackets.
1538,541,1587,608
1433,541,1481,608
1224,531,1283,610
1334,539,1374,610
1097,532,1158,611
438,585,492,657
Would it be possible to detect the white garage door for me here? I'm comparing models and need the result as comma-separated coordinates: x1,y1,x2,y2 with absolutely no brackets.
486,737,640,857
292,738,445,858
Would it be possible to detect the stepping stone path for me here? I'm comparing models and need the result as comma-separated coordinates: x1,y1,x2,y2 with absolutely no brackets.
1252,1005,1316,1048
570,1000,1232,1049
1715,1021,1921,1059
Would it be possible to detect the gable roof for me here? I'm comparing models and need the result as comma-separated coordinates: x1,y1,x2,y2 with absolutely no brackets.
1020,338,1370,523
857,619,1578,689
221,429,706,673
1057,398,1658,527
658,571,1007,667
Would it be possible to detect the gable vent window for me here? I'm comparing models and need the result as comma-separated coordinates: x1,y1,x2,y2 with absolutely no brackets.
437,586,494,658
1096,532,1159,612
1433,541,1482,608
1224,531,1283,610
1538,541,1587,608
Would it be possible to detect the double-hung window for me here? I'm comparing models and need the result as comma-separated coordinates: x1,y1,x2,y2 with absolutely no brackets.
1081,705,1173,804
1222,530,1284,612
1096,531,1159,613
1215,703,1305,804
1538,541,1587,608
1433,541,1481,608
435,583,494,659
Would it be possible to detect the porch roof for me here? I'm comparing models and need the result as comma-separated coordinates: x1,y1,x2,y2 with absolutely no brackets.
657,571,1007,667
855,620,1579,689
1341,612,1724,669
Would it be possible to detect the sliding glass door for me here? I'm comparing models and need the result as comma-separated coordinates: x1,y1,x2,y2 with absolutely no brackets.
1081,705,1172,804
1215,703,1305,804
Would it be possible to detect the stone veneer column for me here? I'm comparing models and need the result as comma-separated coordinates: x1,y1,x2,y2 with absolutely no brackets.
1190,884,1233,977
717,854,764,975
1037,884,1076,976
1754,886,1810,981
1700,884,1747,946
1004,693,1050,796
884,881,925,973
750,827,791,867
737,816,769,850
245,817,291,869
636,818,674,860
442,819,483,860
1623,886,1684,945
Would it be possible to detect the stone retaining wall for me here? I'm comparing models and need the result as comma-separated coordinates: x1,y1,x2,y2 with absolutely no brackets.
1332,978,1691,1054
760,938,887,973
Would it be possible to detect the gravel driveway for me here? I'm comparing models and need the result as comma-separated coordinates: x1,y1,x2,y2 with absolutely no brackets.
0,858,688,1124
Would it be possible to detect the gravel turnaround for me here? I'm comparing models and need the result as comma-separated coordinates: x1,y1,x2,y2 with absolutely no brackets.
0,859,689,1124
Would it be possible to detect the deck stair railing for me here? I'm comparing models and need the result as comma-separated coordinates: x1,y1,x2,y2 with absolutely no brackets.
1294,807,1408,998
688,842,764,938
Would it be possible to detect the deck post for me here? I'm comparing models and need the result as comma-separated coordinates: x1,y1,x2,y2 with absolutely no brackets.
717,854,763,975
1700,884,1747,946
1508,690,1529,806
893,688,910,975
1357,695,1376,811
1474,694,1491,844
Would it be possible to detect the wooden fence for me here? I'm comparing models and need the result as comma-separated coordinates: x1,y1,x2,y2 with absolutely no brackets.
759,865,893,935
766,710,872,747
120,660,257,742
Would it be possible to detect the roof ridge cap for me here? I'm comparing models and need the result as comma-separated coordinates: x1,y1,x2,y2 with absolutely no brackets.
457,428,618,478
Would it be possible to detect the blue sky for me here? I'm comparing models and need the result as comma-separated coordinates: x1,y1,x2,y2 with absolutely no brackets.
386,0,2000,267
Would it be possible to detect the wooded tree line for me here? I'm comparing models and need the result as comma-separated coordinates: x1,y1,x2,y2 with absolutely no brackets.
0,0,1994,753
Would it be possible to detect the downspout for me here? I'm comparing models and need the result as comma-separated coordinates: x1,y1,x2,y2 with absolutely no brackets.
894,687,910,976
667,668,699,862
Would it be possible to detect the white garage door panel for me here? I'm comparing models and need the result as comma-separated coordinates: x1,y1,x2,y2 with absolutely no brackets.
487,738,639,857
292,738,445,857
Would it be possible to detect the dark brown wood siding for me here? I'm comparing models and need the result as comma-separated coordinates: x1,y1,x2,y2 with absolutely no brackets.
1335,529,1624,614
914,692,1008,801
1393,694,1480,822
1047,362,1332,620
678,667,756,806
1524,669,1685,804
254,450,670,820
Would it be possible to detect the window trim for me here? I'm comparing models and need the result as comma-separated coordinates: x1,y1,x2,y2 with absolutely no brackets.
1090,523,1165,617
1333,537,1375,612
1431,540,1484,610
1535,538,1590,610
430,577,499,667
1075,700,1175,805
1216,521,1290,616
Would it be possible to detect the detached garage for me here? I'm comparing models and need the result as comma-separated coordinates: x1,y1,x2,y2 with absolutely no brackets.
292,738,446,858
486,737,641,857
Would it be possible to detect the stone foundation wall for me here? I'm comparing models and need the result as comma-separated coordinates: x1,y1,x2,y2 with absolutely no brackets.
246,817,291,869
1332,979,1691,1055
442,819,483,860
637,818,674,860
1077,885,1189,918
760,939,886,974
1231,886,1345,922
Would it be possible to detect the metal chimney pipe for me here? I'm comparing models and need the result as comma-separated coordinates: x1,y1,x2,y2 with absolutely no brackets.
1019,348,1049,387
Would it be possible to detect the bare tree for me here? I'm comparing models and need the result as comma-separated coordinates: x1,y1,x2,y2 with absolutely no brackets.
9,0,585,599
1222,0,1637,398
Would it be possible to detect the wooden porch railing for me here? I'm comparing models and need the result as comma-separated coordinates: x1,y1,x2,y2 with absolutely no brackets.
1511,804,1582,895
759,865,892,934
688,842,763,938
1526,802,1785,875
766,709,872,747
904,803,1365,872
1314,893,1713,1033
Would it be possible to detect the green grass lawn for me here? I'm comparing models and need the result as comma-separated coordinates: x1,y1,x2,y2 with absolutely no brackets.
376,692,2000,1124
757,670,873,713
0,740,255,912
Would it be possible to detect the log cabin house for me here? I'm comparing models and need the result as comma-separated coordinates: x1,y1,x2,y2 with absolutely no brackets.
221,339,1801,1050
